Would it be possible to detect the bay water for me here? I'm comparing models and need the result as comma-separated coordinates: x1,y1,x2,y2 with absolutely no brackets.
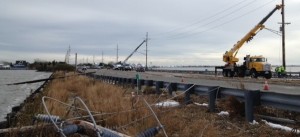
0,70,51,121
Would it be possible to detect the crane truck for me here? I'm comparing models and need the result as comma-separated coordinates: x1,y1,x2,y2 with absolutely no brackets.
221,4,282,79
113,40,146,71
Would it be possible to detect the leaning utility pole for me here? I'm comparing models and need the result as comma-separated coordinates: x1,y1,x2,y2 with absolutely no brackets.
145,32,148,71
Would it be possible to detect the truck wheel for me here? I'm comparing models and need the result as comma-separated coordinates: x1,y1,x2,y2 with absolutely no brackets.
264,71,272,79
237,67,245,77
250,70,258,78
223,70,228,77
230,71,234,77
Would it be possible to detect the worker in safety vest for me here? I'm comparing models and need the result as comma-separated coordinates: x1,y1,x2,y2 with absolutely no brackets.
275,66,280,77
276,66,285,78
280,66,286,77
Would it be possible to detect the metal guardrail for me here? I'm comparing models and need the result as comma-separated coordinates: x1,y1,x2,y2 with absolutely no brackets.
149,69,300,78
87,73,300,122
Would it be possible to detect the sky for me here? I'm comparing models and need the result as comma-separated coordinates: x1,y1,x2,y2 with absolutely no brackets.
0,0,299,66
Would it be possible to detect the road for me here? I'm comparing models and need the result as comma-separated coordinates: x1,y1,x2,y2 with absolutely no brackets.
91,69,300,95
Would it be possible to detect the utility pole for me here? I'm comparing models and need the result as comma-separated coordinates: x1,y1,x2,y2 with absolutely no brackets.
75,53,77,73
93,55,95,64
116,44,119,63
65,45,71,64
102,51,104,65
279,0,290,70
145,32,148,71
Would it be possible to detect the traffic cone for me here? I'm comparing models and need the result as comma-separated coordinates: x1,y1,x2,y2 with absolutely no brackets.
263,80,269,90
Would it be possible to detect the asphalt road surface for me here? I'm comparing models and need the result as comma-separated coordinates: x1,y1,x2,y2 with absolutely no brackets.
91,69,300,95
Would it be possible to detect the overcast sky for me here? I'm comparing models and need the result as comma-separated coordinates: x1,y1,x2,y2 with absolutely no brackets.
0,0,299,66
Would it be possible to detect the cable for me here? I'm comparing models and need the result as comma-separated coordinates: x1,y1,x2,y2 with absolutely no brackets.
40,84,218,136
43,96,101,137
151,0,251,37
163,0,259,39
137,126,162,137
42,96,66,137
152,0,276,41
265,27,282,36
142,96,168,137
73,97,102,137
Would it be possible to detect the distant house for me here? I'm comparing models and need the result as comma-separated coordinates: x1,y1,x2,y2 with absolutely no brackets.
0,64,11,69
12,60,28,69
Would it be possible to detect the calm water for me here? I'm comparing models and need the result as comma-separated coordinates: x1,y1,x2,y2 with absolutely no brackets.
0,70,51,121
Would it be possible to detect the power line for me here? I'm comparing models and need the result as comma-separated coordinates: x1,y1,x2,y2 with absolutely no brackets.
151,0,251,37
164,0,259,39
153,0,276,41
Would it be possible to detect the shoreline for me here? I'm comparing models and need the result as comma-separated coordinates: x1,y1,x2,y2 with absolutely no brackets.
0,73,53,128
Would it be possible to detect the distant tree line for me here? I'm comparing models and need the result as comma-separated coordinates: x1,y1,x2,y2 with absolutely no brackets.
77,62,114,69
29,60,75,72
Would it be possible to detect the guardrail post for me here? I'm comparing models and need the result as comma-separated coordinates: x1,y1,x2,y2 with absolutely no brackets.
118,77,122,85
131,78,136,89
121,78,126,86
106,76,109,83
245,90,260,122
111,77,115,84
126,78,131,85
208,87,219,112
184,84,194,104
155,81,163,94
168,83,177,96
109,76,116,84
138,79,144,90
145,80,153,87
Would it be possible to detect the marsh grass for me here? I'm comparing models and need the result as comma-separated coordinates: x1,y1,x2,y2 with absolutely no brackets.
5,72,295,137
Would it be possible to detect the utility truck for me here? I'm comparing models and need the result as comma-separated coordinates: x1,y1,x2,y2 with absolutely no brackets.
113,40,146,71
221,4,282,79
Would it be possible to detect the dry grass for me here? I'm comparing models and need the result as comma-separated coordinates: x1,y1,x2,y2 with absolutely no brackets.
5,72,298,137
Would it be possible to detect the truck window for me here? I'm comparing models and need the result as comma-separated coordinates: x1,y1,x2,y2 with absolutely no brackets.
250,58,256,62
255,58,265,62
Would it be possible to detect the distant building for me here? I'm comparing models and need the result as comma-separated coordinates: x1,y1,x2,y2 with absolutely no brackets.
12,60,28,69
0,61,11,69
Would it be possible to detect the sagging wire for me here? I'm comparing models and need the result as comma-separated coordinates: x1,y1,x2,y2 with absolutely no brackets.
153,84,170,104
141,96,168,137
116,84,196,131
116,108,174,131
64,98,83,119
70,84,194,122
42,96,102,137
120,84,196,136
73,97,102,137
168,84,195,101
265,27,282,36
41,84,195,136
39,84,198,136
42,96,67,137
